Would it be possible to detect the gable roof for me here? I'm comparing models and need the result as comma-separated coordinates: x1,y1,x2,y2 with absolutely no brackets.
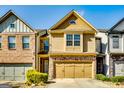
0,10,35,32
109,17,124,33
49,10,97,32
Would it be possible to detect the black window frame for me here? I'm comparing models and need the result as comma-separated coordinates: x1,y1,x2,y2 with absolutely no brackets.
8,36,16,49
10,23,15,28
69,20,76,24
22,36,30,49
96,38,102,53
112,36,119,49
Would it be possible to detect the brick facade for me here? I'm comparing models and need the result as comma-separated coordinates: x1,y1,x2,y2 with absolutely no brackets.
0,33,35,65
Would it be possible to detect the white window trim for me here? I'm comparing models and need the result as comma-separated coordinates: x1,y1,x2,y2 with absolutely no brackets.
66,34,80,46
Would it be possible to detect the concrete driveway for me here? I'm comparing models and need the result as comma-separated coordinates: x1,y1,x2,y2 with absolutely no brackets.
46,79,111,88
0,81,12,88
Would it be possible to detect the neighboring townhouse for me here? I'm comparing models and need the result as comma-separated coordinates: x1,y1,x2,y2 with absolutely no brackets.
108,18,124,77
0,10,36,81
47,10,97,79
96,29,109,76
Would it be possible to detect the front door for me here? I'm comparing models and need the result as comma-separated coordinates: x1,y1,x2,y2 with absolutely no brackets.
96,57,103,74
40,59,49,73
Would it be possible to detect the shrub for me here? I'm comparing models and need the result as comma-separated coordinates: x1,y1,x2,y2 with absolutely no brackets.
26,69,48,85
96,74,110,81
111,76,124,83
41,73,48,83
25,81,32,86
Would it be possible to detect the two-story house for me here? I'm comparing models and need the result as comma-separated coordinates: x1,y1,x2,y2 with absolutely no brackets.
0,10,36,81
108,18,124,77
47,10,97,79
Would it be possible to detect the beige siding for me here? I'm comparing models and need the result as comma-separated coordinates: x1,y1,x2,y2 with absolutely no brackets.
51,34,64,52
0,15,33,33
83,34,95,52
50,12,96,54
56,14,94,31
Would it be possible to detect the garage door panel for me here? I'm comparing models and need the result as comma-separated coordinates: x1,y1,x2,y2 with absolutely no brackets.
75,63,84,78
115,63,124,76
56,63,64,78
0,76,4,80
15,64,25,76
65,63,74,78
25,64,32,74
0,64,4,76
5,76,14,81
15,76,25,81
5,64,14,76
84,63,92,78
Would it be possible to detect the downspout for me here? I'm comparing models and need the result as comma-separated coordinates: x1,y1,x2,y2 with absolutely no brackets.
35,32,38,70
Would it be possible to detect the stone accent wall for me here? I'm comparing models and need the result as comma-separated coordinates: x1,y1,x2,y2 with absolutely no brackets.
0,33,35,65
109,56,114,77
48,57,54,79
109,54,124,77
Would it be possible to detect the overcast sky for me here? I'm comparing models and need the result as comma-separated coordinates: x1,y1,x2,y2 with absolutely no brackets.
0,5,124,29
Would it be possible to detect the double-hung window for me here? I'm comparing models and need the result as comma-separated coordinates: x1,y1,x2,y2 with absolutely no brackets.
66,34,80,46
112,36,119,49
8,36,16,49
74,34,80,46
66,34,73,46
0,36,1,49
44,40,49,52
22,36,30,49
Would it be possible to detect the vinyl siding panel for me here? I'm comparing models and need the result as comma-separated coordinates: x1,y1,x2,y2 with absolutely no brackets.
51,34,64,52
114,21,124,31
83,34,95,52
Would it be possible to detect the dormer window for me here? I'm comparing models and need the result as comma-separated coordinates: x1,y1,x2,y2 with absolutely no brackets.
69,20,76,24
10,23,15,28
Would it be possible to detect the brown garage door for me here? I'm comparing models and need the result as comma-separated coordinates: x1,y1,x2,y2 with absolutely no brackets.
55,62,92,78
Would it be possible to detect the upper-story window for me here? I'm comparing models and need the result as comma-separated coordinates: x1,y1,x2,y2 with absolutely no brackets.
96,38,102,53
66,34,80,46
10,23,15,28
69,20,76,24
0,36,2,49
22,36,30,49
8,36,16,49
44,40,49,52
112,36,119,49
66,34,73,46
74,34,80,46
